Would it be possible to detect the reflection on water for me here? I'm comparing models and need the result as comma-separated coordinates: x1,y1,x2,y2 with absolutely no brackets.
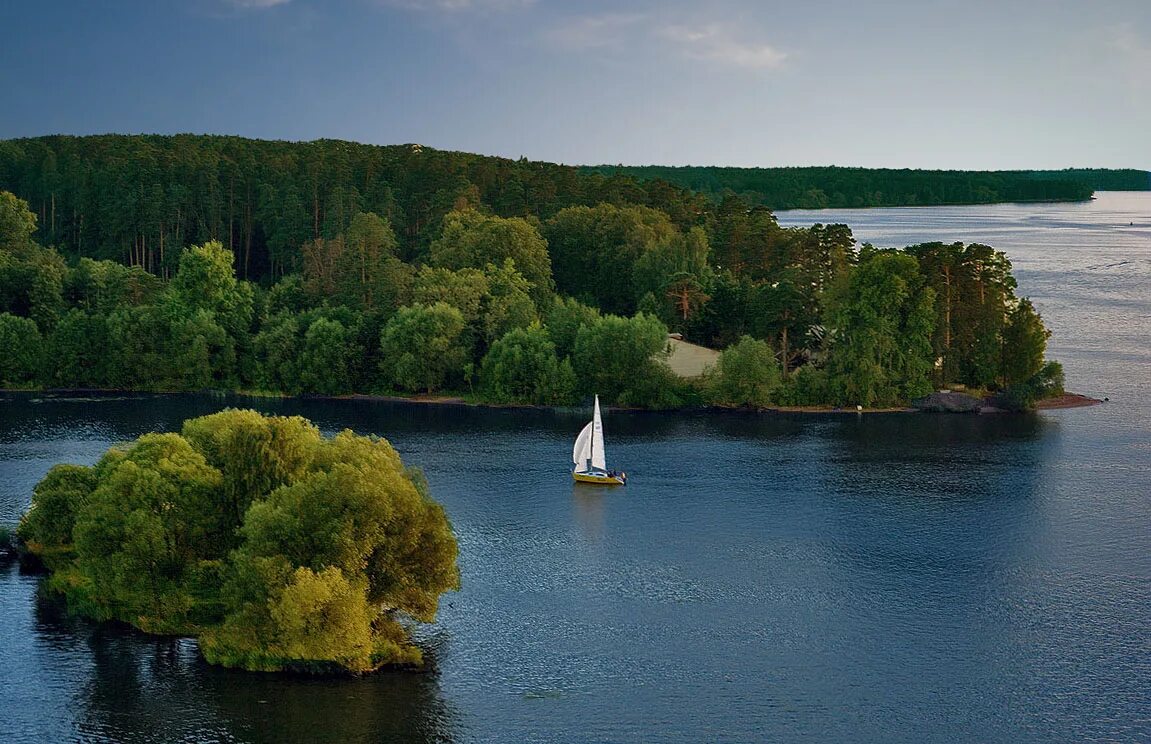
204,657,455,744
571,485,606,543
20,582,455,744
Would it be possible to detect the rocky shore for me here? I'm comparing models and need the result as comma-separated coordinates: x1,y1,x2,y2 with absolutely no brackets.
912,390,1101,414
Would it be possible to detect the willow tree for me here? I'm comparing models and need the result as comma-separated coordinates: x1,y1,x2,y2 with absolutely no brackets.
19,409,459,674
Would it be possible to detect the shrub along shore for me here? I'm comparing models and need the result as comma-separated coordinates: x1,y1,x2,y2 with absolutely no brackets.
1,386,1096,416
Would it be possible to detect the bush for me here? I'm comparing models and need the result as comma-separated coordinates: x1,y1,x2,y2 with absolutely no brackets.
617,361,685,410
999,359,1065,410
774,365,831,407
0,312,43,386
379,303,470,393
21,409,459,673
707,336,781,408
572,312,669,405
479,325,577,405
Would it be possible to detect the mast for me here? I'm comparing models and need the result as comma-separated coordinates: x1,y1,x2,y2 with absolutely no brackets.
591,395,597,461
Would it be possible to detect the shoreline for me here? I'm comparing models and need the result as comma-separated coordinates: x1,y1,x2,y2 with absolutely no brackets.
774,195,1099,215
2,387,1103,415
1034,393,1103,410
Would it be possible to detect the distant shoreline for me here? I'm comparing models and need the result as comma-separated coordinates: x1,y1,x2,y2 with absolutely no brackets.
774,196,1097,214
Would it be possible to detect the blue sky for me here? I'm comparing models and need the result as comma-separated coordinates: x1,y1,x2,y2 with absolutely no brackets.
1,0,1149,168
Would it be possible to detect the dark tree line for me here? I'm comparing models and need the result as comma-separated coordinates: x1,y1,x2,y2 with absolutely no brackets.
0,135,712,283
3,135,1139,286
583,165,1148,209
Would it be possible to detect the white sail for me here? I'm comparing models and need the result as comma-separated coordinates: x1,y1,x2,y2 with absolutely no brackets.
591,395,607,471
572,422,593,470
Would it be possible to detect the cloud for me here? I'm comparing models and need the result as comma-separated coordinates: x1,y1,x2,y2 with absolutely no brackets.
544,13,787,71
547,13,646,50
659,23,787,70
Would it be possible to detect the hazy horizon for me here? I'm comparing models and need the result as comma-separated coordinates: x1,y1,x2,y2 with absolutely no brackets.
3,1,1149,170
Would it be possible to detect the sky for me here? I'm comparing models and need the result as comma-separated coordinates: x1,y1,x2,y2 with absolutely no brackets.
1,0,1149,169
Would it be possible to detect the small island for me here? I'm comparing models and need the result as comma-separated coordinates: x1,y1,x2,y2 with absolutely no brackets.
17,409,459,674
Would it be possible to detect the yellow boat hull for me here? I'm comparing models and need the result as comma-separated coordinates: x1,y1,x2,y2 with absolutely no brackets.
573,471,626,485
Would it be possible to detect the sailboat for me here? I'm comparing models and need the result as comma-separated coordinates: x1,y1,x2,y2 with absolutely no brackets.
572,395,627,485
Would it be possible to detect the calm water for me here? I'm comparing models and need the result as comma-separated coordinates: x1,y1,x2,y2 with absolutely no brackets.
2,193,1150,743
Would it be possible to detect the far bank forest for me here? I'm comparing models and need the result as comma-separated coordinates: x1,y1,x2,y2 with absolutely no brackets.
0,135,1097,410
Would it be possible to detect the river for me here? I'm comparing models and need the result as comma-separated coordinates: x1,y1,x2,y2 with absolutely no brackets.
1,193,1149,742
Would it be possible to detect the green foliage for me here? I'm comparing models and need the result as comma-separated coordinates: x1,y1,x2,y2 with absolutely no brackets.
544,204,678,315
632,225,711,320
481,259,538,343
412,265,488,323
379,303,470,393
572,312,671,405
0,136,1124,288
0,190,37,252
70,433,225,631
411,260,538,346
0,242,67,331
1001,299,1049,386
170,241,254,339
22,409,458,673
268,566,377,670
586,164,1103,209
823,252,936,407
251,313,301,392
301,213,408,311
429,209,553,305
68,258,162,312
616,358,686,410
181,410,322,542
999,359,1065,410
103,305,235,390
17,464,97,559
479,324,577,405
774,364,831,407
203,426,458,672
545,296,600,360
297,318,355,395
1036,360,1065,397
265,274,309,316
707,336,782,408
0,312,43,385
906,242,1017,387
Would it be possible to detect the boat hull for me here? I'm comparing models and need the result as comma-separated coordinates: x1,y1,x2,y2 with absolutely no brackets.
573,471,626,485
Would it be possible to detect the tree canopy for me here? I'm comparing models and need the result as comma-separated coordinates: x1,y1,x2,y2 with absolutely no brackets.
18,409,459,674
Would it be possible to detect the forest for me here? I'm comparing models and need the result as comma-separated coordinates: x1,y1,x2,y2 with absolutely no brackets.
586,165,1150,210
0,134,1066,410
